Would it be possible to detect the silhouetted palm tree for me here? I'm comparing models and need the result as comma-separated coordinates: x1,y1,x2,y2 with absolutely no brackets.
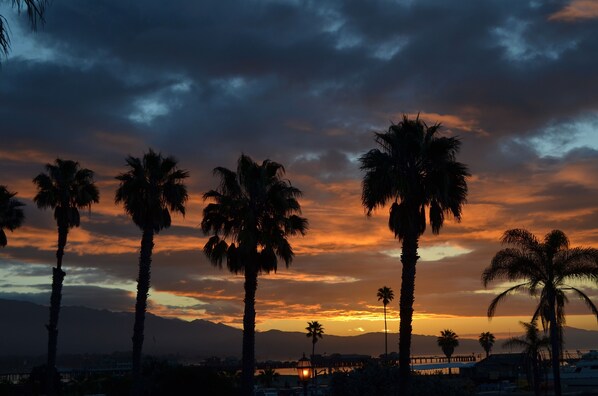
306,321,324,362
0,186,25,247
482,228,598,396
478,331,495,359
306,320,324,390
201,154,308,396
1,0,47,56
377,286,394,360
115,149,189,395
360,115,469,390
503,320,550,396
33,159,99,395
437,329,459,375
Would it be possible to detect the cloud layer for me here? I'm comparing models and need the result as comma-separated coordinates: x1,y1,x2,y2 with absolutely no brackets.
1,0,597,337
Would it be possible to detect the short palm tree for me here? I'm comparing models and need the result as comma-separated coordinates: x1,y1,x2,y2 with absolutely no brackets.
377,286,394,360
360,115,469,388
437,329,459,375
33,159,99,395
0,186,25,247
115,149,189,395
478,331,495,359
201,154,308,396
503,320,550,396
482,228,598,396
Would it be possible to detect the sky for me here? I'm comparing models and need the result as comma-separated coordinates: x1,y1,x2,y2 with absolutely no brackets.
1,0,598,342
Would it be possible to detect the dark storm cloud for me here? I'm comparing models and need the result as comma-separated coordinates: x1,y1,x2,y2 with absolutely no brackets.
2,0,598,332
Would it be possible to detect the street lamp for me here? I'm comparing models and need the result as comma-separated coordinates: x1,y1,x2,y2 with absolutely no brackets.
297,353,312,396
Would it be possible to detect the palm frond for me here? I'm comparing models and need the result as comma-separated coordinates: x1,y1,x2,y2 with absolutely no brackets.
487,282,530,317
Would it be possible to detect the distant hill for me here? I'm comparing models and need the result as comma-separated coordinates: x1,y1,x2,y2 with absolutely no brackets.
1,299,596,361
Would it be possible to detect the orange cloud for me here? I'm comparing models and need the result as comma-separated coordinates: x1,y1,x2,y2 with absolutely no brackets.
549,0,598,22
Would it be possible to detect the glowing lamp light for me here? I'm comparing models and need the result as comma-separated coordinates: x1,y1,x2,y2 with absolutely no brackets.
297,353,312,382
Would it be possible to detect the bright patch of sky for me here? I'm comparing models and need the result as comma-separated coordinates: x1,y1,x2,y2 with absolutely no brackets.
0,263,137,293
0,4,57,63
492,18,577,62
128,78,192,125
150,290,206,309
382,243,473,262
372,35,409,60
517,114,598,158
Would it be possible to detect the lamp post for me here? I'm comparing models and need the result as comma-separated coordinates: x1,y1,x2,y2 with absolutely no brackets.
297,353,312,396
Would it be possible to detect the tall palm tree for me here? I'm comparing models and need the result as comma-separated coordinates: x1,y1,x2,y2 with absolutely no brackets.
377,286,394,360
482,228,598,396
1,0,47,56
306,320,324,390
437,329,459,375
33,159,99,395
478,331,495,359
0,186,25,247
503,320,550,396
115,149,189,395
201,154,308,396
306,320,324,362
360,115,469,389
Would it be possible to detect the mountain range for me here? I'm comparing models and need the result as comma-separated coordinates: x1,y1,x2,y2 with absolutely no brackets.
1,299,596,361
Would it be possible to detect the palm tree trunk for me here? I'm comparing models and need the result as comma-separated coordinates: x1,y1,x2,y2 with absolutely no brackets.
46,225,68,396
131,227,154,396
384,304,388,361
448,356,452,376
241,265,258,396
312,339,318,390
547,291,562,396
398,233,419,395
532,355,541,396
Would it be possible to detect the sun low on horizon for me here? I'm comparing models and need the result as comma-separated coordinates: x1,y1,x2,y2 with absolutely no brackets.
2,0,598,348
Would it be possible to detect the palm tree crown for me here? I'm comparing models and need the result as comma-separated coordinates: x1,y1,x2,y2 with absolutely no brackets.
0,186,25,247
33,159,99,231
360,115,469,238
478,331,495,359
115,149,189,232
306,320,324,349
201,154,308,273
482,228,598,396
437,329,459,359
377,286,394,307
201,154,307,396
360,115,469,388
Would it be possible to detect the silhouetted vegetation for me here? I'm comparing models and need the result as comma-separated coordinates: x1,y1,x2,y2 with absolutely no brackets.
377,286,394,360
33,158,99,396
360,115,470,393
201,154,308,396
483,228,598,396
437,329,459,375
502,319,550,396
115,149,189,396
478,332,495,359
329,361,475,396
0,185,24,247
